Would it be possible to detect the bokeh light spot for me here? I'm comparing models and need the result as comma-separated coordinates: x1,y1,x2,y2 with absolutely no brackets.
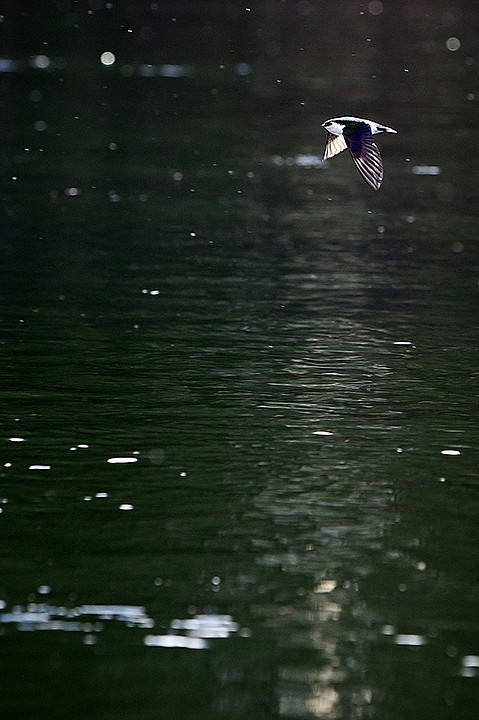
100,51,116,66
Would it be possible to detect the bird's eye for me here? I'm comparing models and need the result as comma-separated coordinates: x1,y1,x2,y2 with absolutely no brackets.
324,121,331,126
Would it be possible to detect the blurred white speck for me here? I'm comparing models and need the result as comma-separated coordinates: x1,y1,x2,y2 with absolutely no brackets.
30,54,50,69
462,655,479,667
100,51,116,66
9,437,24,442
441,449,460,456
0,57,18,72
149,290,160,296
382,624,395,635
446,37,461,51
368,0,384,14
466,93,475,100
313,430,333,436
452,241,464,253
412,165,441,175
95,492,108,498
234,62,252,76
144,634,208,650
108,190,120,202
295,153,324,168
65,187,81,197
314,580,336,593
170,613,238,638
34,120,47,131
159,63,194,78
108,142,117,150
107,457,138,464
28,465,51,471
79,604,147,622
395,634,426,646
394,341,413,345
119,503,134,511
4,463,12,468
38,584,51,595
78,444,89,449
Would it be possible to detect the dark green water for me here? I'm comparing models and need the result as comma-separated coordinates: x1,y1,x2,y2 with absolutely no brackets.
1,2,479,719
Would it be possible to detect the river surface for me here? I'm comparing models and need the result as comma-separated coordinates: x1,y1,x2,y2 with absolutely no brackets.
1,2,479,719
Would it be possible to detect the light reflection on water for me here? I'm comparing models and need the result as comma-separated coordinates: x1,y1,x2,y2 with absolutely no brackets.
0,597,240,651
1,228,478,718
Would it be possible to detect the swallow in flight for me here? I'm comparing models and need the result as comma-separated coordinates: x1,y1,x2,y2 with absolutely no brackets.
322,116,397,189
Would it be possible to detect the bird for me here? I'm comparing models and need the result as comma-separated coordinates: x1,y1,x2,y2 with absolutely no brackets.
322,116,397,190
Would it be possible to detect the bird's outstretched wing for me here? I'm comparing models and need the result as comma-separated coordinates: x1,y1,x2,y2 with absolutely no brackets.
323,133,347,160
345,125,384,190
